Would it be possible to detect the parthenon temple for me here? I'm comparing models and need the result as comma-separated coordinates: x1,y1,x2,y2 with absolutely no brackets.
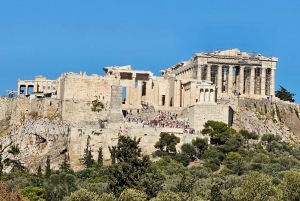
17,49,278,109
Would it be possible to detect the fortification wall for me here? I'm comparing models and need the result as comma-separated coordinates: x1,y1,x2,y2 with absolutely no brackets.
188,104,232,134
0,97,12,135
0,97,11,121
57,73,115,102
0,96,108,127
69,126,208,171
61,100,108,124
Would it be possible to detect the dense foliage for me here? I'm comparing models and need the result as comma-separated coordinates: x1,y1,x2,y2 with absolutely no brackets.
275,85,296,102
1,121,300,200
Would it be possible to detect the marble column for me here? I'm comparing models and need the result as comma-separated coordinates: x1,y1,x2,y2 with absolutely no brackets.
34,83,38,93
199,89,204,102
217,65,223,93
206,64,211,82
205,89,209,102
137,81,142,106
146,78,152,104
261,68,266,96
228,65,233,94
25,85,28,95
18,84,20,95
165,84,170,107
239,66,244,95
270,68,276,96
197,59,202,81
174,80,181,107
179,81,182,107
250,67,255,95
209,90,214,103
131,73,136,105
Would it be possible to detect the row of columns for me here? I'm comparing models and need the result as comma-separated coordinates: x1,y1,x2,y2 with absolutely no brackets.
123,73,156,107
199,64,275,96
199,88,215,103
18,82,57,95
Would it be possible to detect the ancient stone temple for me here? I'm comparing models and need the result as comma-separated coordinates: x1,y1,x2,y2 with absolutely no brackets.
17,49,278,109
161,48,278,101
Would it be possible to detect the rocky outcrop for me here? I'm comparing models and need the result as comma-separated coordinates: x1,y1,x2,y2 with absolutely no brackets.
1,117,69,172
232,98,300,142
1,96,300,172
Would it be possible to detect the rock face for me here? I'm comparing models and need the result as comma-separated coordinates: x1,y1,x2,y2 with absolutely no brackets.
2,117,69,172
0,96,300,172
0,96,105,172
232,98,300,142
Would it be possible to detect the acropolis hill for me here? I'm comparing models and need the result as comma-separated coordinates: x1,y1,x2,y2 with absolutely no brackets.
1,48,300,171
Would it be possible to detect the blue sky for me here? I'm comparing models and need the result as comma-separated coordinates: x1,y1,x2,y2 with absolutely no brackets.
1,1,300,102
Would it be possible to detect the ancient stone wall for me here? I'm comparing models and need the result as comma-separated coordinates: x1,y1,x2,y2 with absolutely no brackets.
57,73,114,102
188,104,232,134
61,100,107,125
69,126,208,171
0,97,11,121
0,97,12,136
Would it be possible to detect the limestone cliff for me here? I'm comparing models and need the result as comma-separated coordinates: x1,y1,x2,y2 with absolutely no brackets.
232,98,300,143
0,96,300,172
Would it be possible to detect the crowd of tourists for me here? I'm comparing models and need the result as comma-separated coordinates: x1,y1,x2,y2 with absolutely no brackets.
124,109,195,134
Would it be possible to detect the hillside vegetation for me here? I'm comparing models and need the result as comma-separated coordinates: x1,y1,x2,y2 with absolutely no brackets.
1,121,300,200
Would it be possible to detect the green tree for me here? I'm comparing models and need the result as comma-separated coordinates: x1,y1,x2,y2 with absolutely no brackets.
45,156,51,179
280,171,300,201
150,191,182,201
139,172,165,199
98,193,117,201
223,152,244,175
201,121,240,145
109,136,153,196
109,136,142,163
173,152,191,166
35,165,43,187
45,173,78,200
174,172,196,197
192,138,208,159
240,171,279,201
219,137,241,154
63,188,101,201
37,165,42,178
211,182,222,201
154,132,180,155
97,146,103,167
261,134,281,144
119,188,147,201
275,85,295,102
60,153,71,172
4,144,25,171
181,143,196,161
80,136,94,168
202,147,225,171
239,130,258,149
20,186,46,201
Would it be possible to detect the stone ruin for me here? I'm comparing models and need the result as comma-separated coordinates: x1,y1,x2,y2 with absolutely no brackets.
12,48,279,170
